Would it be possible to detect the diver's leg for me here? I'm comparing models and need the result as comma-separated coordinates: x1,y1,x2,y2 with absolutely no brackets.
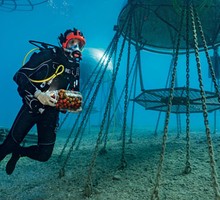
6,144,55,175
0,104,37,162
20,107,59,160
4,104,40,175
6,108,59,175
0,134,17,161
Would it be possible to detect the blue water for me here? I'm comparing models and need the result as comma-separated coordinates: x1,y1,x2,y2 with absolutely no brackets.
0,0,125,127
0,0,219,133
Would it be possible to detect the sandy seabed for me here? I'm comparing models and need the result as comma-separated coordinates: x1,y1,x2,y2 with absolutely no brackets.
0,129,220,200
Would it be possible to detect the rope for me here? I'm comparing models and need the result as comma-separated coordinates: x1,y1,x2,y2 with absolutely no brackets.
84,33,125,197
84,8,133,197
119,12,133,170
111,46,118,144
128,54,138,143
194,7,220,103
100,48,119,153
99,107,111,154
151,7,184,200
154,55,175,137
57,36,115,163
183,1,191,174
172,0,211,15
190,3,220,199
59,27,123,181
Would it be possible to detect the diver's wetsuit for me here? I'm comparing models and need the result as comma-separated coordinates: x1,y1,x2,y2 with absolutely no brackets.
0,47,80,163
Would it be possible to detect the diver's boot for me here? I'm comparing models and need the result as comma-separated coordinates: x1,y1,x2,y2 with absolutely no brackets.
0,151,6,162
6,153,20,175
0,135,18,162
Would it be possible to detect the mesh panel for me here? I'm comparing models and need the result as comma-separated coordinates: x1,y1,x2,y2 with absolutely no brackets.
133,87,220,113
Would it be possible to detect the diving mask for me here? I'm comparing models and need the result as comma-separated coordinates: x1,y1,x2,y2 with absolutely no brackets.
64,38,84,58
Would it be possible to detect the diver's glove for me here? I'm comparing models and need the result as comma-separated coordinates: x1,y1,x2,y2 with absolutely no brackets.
34,89,57,107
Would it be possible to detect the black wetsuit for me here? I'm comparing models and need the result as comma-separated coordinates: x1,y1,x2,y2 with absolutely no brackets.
0,47,80,162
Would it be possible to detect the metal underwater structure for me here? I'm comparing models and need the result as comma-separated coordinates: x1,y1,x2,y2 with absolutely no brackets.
55,0,220,199
117,1,220,199
0,0,48,12
5,0,219,199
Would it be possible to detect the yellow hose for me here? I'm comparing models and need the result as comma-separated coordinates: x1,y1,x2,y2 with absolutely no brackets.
23,48,65,83
22,47,39,66
29,65,64,83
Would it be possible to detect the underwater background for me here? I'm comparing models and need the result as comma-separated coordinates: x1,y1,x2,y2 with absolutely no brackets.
1,1,220,200
1,0,219,132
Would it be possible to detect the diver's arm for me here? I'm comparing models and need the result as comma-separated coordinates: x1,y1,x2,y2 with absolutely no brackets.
13,50,54,97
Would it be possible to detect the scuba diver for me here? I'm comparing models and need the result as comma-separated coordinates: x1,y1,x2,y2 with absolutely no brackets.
0,27,86,175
